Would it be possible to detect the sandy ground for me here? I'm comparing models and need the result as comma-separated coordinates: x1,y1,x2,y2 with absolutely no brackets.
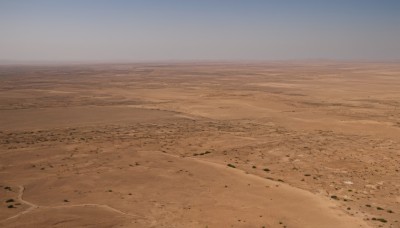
0,62,399,227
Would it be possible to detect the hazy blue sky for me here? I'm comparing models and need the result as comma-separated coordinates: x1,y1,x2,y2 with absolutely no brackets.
1,0,400,62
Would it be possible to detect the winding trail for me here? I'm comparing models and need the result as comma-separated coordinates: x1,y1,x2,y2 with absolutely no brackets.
1,186,39,222
0,185,137,223
49,204,135,217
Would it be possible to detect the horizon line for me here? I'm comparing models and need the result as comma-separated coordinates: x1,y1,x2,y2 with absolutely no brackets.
1,58,400,66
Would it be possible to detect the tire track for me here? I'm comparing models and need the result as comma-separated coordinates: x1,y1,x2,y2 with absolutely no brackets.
0,185,138,223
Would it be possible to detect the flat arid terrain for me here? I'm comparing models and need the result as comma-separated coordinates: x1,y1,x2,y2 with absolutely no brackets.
0,62,399,228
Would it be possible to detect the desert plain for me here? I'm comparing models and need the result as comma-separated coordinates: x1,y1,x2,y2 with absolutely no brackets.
0,62,399,228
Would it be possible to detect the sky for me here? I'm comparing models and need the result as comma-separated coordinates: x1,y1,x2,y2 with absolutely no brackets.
1,0,400,63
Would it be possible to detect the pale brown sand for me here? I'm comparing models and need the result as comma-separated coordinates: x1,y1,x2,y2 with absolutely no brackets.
1,62,399,227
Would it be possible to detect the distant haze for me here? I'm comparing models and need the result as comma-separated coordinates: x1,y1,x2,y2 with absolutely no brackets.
1,0,400,63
